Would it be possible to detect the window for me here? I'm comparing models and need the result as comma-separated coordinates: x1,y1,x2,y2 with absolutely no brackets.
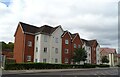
89,53,90,57
55,48,58,54
43,58,46,63
64,49,69,54
65,40,69,44
98,60,99,63
44,35,47,42
74,44,76,48
55,38,58,43
27,55,31,61
28,41,32,47
36,47,38,52
78,44,81,48
65,58,68,63
55,58,58,63
44,48,47,53
35,59,38,62
89,47,91,50
36,36,39,41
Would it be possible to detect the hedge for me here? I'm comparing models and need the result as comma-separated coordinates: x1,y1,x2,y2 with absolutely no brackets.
97,64,110,68
4,63,110,70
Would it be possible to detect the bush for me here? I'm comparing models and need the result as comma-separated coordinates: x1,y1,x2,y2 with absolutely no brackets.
97,64,110,67
83,64,96,68
117,65,120,67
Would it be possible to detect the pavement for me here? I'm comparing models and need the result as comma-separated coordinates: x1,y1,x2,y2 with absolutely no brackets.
2,67,118,75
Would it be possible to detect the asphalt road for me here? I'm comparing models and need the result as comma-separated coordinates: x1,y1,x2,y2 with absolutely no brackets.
1,68,120,77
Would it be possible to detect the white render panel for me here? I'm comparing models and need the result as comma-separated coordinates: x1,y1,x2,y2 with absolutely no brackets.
39,34,50,63
96,45,101,64
34,34,41,62
34,26,63,64
49,27,63,64
86,46,91,64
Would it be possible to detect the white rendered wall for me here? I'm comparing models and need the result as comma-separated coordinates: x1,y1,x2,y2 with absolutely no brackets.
49,27,63,64
34,26,63,64
96,45,101,64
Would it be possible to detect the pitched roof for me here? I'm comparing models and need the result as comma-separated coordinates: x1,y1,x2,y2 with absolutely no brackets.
20,22,39,34
19,22,59,35
81,39,98,47
61,31,79,40
71,33,77,39
61,31,72,39
100,48,116,55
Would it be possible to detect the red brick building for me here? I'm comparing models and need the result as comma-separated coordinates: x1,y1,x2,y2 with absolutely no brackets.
61,31,83,64
89,40,98,64
14,22,37,63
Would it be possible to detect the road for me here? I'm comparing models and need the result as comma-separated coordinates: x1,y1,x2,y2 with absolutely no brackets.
1,68,120,77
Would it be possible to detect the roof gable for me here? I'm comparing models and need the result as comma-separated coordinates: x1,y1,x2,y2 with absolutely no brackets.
81,39,98,47
61,31,72,39
14,22,24,36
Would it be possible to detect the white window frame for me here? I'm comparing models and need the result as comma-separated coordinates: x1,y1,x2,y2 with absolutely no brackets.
55,38,58,43
36,47,38,52
65,39,69,44
44,47,47,53
74,44,76,48
64,49,69,54
65,58,68,63
27,55,31,61
55,58,58,63
55,48,58,54
43,58,47,63
36,36,39,41
35,59,38,62
28,41,32,47
78,44,80,48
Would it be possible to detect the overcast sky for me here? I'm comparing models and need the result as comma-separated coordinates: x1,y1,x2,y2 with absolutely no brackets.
0,0,119,52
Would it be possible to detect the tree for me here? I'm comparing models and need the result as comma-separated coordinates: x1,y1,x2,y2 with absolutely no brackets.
1,41,14,51
101,56,109,64
72,48,87,64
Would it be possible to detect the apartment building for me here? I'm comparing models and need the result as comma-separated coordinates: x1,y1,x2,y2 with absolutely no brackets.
61,31,83,64
14,22,101,64
81,39,101,64
14,22,64,63
34,25,64,64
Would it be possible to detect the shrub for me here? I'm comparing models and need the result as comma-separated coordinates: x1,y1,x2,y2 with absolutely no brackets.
83,64,96,68
97,64,110,67
117,65,120,67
